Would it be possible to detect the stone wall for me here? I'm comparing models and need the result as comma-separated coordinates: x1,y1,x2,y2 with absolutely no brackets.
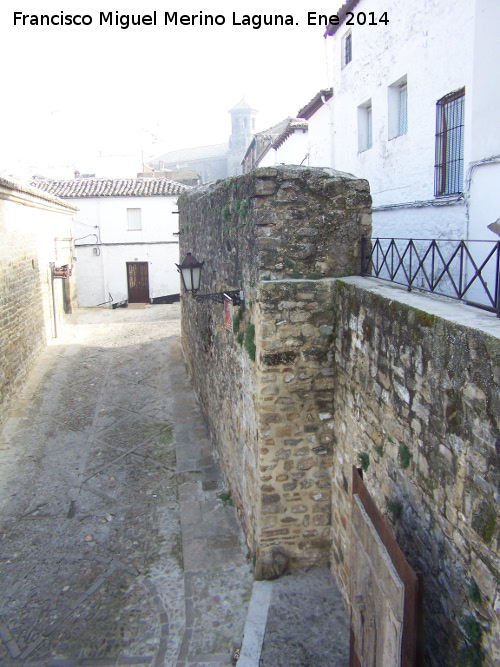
0,178,76,421
178,166,500,663
178,166,371,563
255,279,339,568
330,277,500,666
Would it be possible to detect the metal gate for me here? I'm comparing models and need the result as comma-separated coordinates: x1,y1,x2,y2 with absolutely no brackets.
127,262,149,303
350,467,424,666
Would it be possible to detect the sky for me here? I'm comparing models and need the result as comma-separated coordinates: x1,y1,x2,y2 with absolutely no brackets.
0,0,332,179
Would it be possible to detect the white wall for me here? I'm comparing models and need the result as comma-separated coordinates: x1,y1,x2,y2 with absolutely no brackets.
327,0,476,239
257,130,309,168
467,0,500,243
274,130,308,166
72,195,180,306
307,103,333,168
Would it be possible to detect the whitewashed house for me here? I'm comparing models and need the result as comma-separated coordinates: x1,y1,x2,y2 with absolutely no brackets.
32,177,189,307
321,0,500,245
297,89,334,169
241,118,308,172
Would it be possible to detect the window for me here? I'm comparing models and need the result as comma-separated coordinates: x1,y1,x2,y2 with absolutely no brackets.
342,31,352,68
434,88,465,196
127,208,142,231
358,100,373,152
388,76,408,139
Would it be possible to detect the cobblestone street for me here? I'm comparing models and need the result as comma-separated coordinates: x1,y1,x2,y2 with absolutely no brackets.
0,305,254,667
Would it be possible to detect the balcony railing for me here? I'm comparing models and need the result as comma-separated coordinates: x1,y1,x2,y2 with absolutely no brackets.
361,237,500,317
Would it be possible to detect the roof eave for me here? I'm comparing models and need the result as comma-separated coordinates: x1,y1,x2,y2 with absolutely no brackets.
324,0,361,36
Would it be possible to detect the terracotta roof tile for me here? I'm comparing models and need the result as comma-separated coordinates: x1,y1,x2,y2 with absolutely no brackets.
30,177,189,199
297,89,333,120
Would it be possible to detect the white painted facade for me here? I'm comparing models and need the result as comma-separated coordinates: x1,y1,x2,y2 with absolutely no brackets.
320,0,500,247
306,102,334,169
71,194,180,306
254,126,309,169
259,128,309,168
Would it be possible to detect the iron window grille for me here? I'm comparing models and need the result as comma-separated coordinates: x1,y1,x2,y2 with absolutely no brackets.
343,32,352,67
434,88,465,196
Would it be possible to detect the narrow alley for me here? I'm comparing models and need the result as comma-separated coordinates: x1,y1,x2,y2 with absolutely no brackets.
0,305,349,667
0,305,254,666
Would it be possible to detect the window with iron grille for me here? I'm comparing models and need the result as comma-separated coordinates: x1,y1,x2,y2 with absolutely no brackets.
434,88,465,196
342,31,352,68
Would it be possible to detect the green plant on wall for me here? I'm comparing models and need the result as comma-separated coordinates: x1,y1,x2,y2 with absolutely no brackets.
239,197,251,218
233,308,242,335
244,322,256,361
358,452,369,472
468,580,482,604
457,616,483,667
222,204,231,222
398,444,412,469
373,444,384,457
386,499,403,521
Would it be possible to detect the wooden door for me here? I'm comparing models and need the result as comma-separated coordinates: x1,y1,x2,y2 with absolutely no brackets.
127,262,149,303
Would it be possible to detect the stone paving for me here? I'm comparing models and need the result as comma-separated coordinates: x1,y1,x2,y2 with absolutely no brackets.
0,305,254,667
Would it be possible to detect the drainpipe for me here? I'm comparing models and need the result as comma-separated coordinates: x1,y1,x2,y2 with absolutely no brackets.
49,262,58,338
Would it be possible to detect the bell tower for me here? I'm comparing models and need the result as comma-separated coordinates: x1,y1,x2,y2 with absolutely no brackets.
228,98,257,176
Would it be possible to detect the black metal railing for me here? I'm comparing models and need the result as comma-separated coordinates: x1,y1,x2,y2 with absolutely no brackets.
361,237,500,317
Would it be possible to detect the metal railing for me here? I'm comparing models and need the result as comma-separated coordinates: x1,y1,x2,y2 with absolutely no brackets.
361,237,500,317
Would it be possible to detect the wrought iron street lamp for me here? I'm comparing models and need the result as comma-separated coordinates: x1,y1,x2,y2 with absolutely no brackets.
176,253,243,305
176,253,204,293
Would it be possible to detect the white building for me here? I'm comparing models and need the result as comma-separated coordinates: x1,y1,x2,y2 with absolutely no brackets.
297,89,334,169
322,0,500,246
32,177,189,307
241,118,308,172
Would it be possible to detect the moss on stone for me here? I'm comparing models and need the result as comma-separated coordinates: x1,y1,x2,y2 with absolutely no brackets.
358,452,370,472
414,308,436,328
472,502,497,544
398,444,412,469
244,322,256,361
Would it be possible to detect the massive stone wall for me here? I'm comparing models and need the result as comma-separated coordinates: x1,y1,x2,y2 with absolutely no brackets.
0,180,76,420
330,278,500,666
178,166,499,663
178,166,371,561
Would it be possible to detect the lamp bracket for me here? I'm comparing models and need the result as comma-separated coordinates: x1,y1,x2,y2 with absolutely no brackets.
194,290,242,306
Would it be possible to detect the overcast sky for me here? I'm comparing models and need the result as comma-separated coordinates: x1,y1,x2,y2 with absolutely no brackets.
1,0,332,178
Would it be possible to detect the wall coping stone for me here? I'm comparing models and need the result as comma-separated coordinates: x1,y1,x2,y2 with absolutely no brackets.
341,276,500,340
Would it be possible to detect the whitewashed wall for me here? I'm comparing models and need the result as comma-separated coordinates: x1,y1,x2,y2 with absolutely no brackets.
306,103,333,168
325,0,479,239
257,130,309,168
468,0,500,243
274,129,308,166
72,195,180,306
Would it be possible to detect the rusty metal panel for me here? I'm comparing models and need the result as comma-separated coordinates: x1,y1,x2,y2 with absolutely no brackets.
350,466,423,667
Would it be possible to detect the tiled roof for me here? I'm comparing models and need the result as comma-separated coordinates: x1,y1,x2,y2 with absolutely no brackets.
298,89,333,120
325,0,361,35
272,119,308,150
30,177,189,199
0,176,77,211
242,118,292,164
